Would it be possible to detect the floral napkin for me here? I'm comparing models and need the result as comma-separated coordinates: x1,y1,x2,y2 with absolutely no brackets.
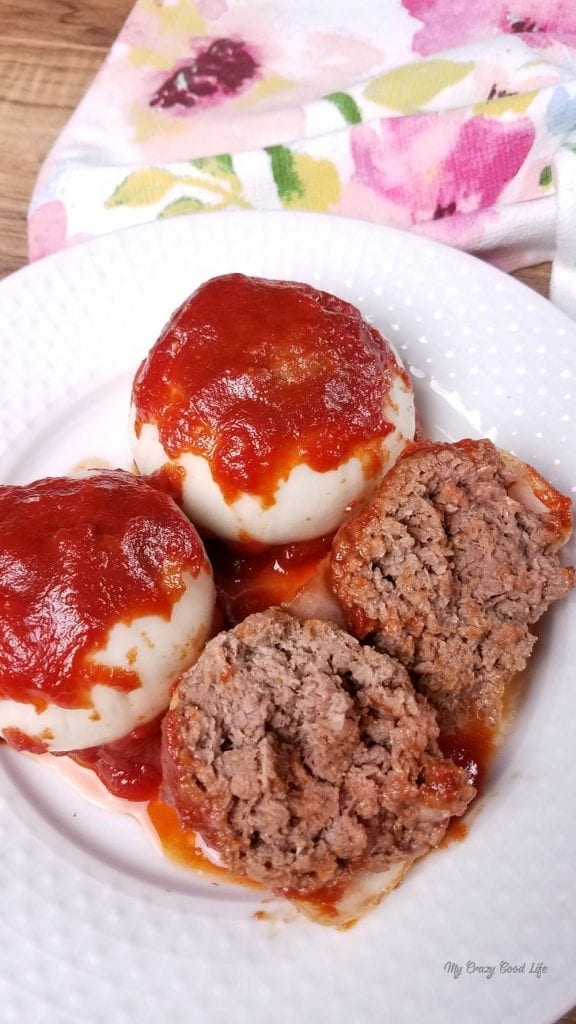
28,0,576,316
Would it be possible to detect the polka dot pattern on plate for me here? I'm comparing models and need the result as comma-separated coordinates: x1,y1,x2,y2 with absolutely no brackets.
0,213,574,1024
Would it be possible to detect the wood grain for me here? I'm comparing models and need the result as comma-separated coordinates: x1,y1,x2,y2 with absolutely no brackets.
0,41,104,275
0,0,132,277
0,7,574,1022
511,261,551,297
3,0,131,48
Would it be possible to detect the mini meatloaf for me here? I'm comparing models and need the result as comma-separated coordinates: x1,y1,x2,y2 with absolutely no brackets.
162,608,474,892
330,439,575,729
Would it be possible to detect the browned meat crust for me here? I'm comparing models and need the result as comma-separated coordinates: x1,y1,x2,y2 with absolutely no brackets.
330,439,575,729
162,608,474,892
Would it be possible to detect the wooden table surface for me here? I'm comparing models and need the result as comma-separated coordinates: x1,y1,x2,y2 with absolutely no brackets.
0,3,573,1021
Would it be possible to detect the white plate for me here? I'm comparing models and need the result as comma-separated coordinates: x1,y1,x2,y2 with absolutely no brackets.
0,212,574,1024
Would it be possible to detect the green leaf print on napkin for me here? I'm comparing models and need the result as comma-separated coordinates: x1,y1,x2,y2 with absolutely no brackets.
191,154,235,177
266,145,340,211
266,145,303,205
539,165,553,188
105,155,250,214
157,197,207,218
326,92,362,124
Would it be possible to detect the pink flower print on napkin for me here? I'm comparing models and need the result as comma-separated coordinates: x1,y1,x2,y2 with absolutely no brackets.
28,201,90,262
348,113,535,227
150,38,259,111
404,0,576,55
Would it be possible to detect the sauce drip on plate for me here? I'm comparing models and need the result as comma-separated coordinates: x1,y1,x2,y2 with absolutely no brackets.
208,532,334,623
147,796,263,888
438,719,497,845
68,716,163,802
438,718,496,796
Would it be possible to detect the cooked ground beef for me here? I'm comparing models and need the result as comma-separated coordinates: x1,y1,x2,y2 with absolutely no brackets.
330,439,575,729
162,608,474,892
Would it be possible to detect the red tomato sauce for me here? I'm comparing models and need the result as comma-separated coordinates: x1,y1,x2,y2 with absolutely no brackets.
67,716,164,802
2,727,54,755
437,718,497,846
207,532,334,624
509,456,574,536
131,274,398,505
146,796,263,889
0,471,208,711
279,876,350,920
438,718,497,797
